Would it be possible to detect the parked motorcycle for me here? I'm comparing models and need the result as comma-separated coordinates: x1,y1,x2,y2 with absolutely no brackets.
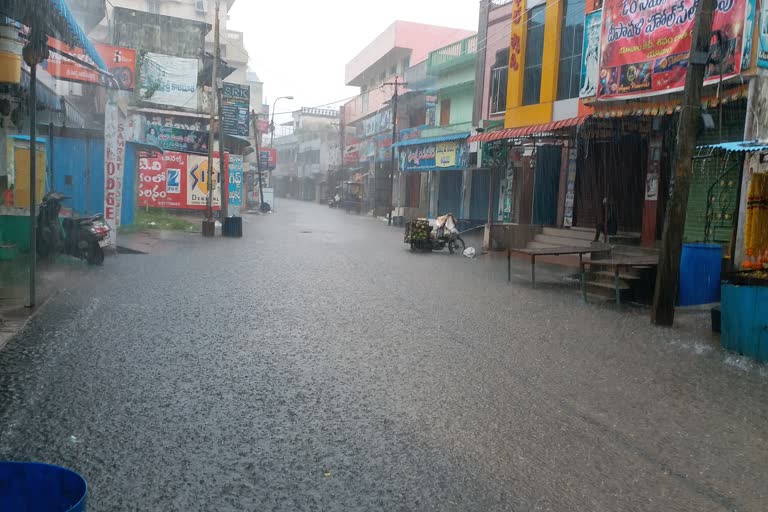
328,192,340,208
36,192,111,265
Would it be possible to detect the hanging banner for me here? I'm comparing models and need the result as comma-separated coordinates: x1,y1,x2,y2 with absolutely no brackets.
139,53,198,109
222,83,250,137
228,154,244,207
103,102,126,245
598,0,747,100
580,10,602,98
563,148,578,227
758,0,768,67
46,39,136,91
344,139,360,165
145,124,209,155
138,151,187,208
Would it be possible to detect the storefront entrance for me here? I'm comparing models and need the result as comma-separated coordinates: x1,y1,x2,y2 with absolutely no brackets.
575,133,647,233
438,171,463,217
532,145,562,226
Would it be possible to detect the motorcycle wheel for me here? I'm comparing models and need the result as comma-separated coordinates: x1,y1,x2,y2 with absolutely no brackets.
87,242,105,265
448,236,466,255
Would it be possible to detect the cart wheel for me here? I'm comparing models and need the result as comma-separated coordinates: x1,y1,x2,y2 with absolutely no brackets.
449,236,466,255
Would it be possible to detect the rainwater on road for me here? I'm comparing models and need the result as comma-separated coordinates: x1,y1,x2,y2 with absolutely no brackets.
1,200,767,511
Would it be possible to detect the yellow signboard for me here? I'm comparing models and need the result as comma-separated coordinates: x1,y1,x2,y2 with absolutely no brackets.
435,142,456,168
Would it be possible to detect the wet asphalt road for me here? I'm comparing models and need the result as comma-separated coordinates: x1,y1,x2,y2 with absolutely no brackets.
1,199,768,511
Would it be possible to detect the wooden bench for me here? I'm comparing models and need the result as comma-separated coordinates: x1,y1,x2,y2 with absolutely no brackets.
508,245,612,288
580,256,659,305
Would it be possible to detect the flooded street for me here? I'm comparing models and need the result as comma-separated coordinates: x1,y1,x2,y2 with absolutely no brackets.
1,200,767,511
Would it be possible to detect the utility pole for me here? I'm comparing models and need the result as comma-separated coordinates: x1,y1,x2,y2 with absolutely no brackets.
384,76,407,226
251,110,265,207
651,0,717,326
338,105,345,193
205,0,220,225
218,81,227,220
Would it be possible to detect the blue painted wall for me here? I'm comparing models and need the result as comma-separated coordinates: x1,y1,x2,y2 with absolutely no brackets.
50,136,135,226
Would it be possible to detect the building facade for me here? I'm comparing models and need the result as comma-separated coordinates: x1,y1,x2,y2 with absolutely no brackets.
342,21,475,215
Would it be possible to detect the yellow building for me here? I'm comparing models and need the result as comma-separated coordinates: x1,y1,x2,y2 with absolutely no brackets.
504,0,586,129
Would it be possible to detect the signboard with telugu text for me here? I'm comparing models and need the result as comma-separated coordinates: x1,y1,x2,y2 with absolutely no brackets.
598,0,747,100
399,140,467,172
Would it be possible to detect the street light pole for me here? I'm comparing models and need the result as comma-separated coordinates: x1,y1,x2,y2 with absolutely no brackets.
269,95,294,147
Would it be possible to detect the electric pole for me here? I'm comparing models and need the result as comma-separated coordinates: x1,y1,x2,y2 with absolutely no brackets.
218,79,227,220
251,110,265,208
651,0,717,325
384,76,407,226
205,0,220,225
338,105,345,194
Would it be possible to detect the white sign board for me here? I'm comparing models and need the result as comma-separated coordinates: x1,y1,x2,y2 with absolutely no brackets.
139,53,198,109
103,102,126,245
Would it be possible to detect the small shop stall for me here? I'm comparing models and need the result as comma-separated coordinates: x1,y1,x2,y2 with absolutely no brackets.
709,142,768,362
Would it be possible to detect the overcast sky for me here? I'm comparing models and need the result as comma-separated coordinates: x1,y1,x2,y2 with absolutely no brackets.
228,0,479,118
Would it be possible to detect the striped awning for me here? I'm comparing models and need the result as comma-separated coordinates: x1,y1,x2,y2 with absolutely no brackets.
392,132,469,148
700,141,768,153
468,115,589,143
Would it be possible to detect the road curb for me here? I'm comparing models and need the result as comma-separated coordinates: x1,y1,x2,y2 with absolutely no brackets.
0,290,57,353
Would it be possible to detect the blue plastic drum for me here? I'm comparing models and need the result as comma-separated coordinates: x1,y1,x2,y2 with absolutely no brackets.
679,243,723,306
0,462,87,511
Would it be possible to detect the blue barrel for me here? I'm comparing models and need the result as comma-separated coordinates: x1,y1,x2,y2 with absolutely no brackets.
679,243,723,306
0,462,87,511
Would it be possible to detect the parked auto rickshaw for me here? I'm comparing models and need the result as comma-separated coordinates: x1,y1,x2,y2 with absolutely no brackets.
338,181,363,214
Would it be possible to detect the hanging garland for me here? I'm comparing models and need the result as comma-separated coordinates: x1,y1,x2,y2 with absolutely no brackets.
744,158,768,269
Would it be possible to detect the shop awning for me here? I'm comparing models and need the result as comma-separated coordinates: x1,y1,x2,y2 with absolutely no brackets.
468,115,589,143
0,0,108,71
392,132,470,148
700,141,768,153
592,83,749,118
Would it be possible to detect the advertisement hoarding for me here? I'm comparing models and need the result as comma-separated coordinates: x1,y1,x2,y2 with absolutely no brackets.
222,83,250,137
138,151,226,210
139,53,198,109
145,124,209,155
598,0,747,100
46,39,136,91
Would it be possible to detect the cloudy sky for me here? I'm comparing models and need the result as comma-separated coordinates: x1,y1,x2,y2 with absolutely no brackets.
228,0,479,117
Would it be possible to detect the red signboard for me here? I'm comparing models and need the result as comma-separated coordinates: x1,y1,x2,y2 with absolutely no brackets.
138,151,226,210
138,152,186,208
598,0,746,99
344,139,360,165
259,148,277,170
46,38,137,91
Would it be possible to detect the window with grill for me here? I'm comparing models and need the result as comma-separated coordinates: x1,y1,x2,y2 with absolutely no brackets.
557,0,585,100
489,48,509,115
146,0,160,14
195,0,207,13
522,5,546,106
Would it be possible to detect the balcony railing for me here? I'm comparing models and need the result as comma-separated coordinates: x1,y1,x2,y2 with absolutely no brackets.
427,34,478,76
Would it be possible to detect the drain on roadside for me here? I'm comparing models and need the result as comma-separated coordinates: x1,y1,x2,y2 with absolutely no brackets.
299,231,312,234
